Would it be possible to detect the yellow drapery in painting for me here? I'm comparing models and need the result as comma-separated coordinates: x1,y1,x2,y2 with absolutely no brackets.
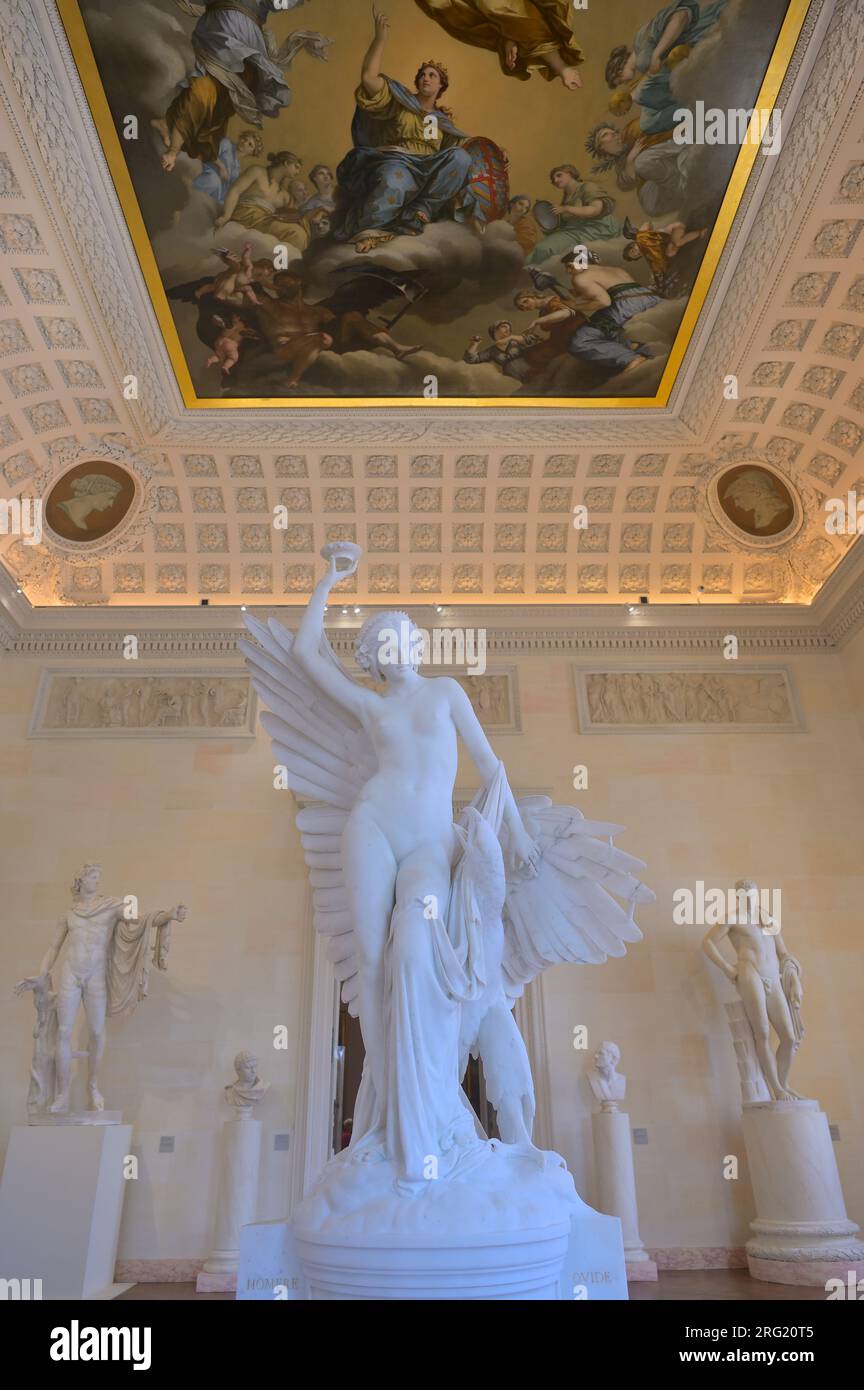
413,0,584,80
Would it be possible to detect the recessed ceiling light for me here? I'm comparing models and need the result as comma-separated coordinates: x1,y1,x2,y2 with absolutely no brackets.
353,606,361,614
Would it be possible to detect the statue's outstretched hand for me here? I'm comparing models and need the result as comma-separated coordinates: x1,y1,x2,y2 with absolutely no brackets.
14,974,47,997
171,904,188,923
510,829,541,877
320,542,361,589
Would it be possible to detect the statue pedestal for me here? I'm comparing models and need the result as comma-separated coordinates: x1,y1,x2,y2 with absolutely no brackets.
591,1108,657,1281
288,1143,627,1300
237,1218,307,1300
197,1117,262,1293
0,1123,133,1299
295,1223,571,1300
743,1099,864,1286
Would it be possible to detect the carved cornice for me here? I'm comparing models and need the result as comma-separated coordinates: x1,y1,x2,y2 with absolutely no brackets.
3,558,863,659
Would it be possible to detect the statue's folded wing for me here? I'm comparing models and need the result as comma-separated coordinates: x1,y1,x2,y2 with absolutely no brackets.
239,616,376,1016
502,797,655,998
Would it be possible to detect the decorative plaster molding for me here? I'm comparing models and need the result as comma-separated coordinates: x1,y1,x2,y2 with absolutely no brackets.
1,2,166,435
0,1,849,450
3,559,864,659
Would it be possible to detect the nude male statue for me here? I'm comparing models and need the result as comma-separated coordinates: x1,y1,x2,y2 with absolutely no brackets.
15,864,187,1114
702,879,804,1102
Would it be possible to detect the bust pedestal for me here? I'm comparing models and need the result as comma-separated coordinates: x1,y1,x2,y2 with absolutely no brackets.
591,1107,657,1281
742,1099,864,1286
197,1117,262,1293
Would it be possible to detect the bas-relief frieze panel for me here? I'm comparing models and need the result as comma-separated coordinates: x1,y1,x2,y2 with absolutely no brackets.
27,666,515,736
29,669,256,738
573,666,802,733
458,669,519,733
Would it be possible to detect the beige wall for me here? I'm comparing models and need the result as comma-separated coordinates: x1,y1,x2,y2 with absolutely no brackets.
1,637,862,1261
0,658,310,1260
841,624,864,744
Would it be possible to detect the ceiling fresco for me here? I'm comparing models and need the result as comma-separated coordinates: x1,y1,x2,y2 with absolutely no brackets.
57,0,807,410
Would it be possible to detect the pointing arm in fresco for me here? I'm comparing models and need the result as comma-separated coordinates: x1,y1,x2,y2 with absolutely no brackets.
413,0,583,90
362,5,391,99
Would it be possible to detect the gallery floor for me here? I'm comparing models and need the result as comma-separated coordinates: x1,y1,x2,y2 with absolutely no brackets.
115,1272,829,1303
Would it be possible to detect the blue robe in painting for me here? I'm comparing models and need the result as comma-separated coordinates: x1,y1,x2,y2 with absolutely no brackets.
632,1,730,135
334,78,507,241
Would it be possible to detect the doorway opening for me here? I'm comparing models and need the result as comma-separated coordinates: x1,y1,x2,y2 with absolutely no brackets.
332,999,501,1152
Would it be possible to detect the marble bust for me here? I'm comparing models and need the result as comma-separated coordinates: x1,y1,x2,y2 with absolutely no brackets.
224,1051,269,1117
588,1041,626,1112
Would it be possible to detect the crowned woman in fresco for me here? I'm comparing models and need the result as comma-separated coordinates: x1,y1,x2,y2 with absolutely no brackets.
334,6,509,254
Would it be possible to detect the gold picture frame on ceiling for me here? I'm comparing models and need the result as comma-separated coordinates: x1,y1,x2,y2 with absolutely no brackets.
56,0,811,411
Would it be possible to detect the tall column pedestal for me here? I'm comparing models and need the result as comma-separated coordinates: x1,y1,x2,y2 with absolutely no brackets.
742,1099,864,1287
592,1108,657,1281
197,1117,262,1293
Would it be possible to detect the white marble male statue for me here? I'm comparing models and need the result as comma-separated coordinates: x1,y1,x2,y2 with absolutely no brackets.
241,543,655,1237
588,1041,626,1112
702,879,804,1102
225,1051,269,1117
15,864,187,1114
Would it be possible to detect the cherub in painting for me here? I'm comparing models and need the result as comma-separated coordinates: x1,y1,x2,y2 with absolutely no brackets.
414,0,584,89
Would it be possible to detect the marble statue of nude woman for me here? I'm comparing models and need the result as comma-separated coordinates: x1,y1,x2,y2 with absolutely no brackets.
241,542,654,1224
414,0,584,89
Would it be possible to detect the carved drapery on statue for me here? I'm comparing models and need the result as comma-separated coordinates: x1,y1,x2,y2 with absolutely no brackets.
106,908,173,1017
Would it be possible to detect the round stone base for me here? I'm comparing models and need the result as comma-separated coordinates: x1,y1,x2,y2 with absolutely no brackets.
748,1254,864,1288
293,1140,598,1299
295,1222,571,1300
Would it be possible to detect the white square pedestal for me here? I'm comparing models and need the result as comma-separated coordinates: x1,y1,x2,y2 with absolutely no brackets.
557,1208,629,1300
0,1124,133,1300
236,1219,307,1300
